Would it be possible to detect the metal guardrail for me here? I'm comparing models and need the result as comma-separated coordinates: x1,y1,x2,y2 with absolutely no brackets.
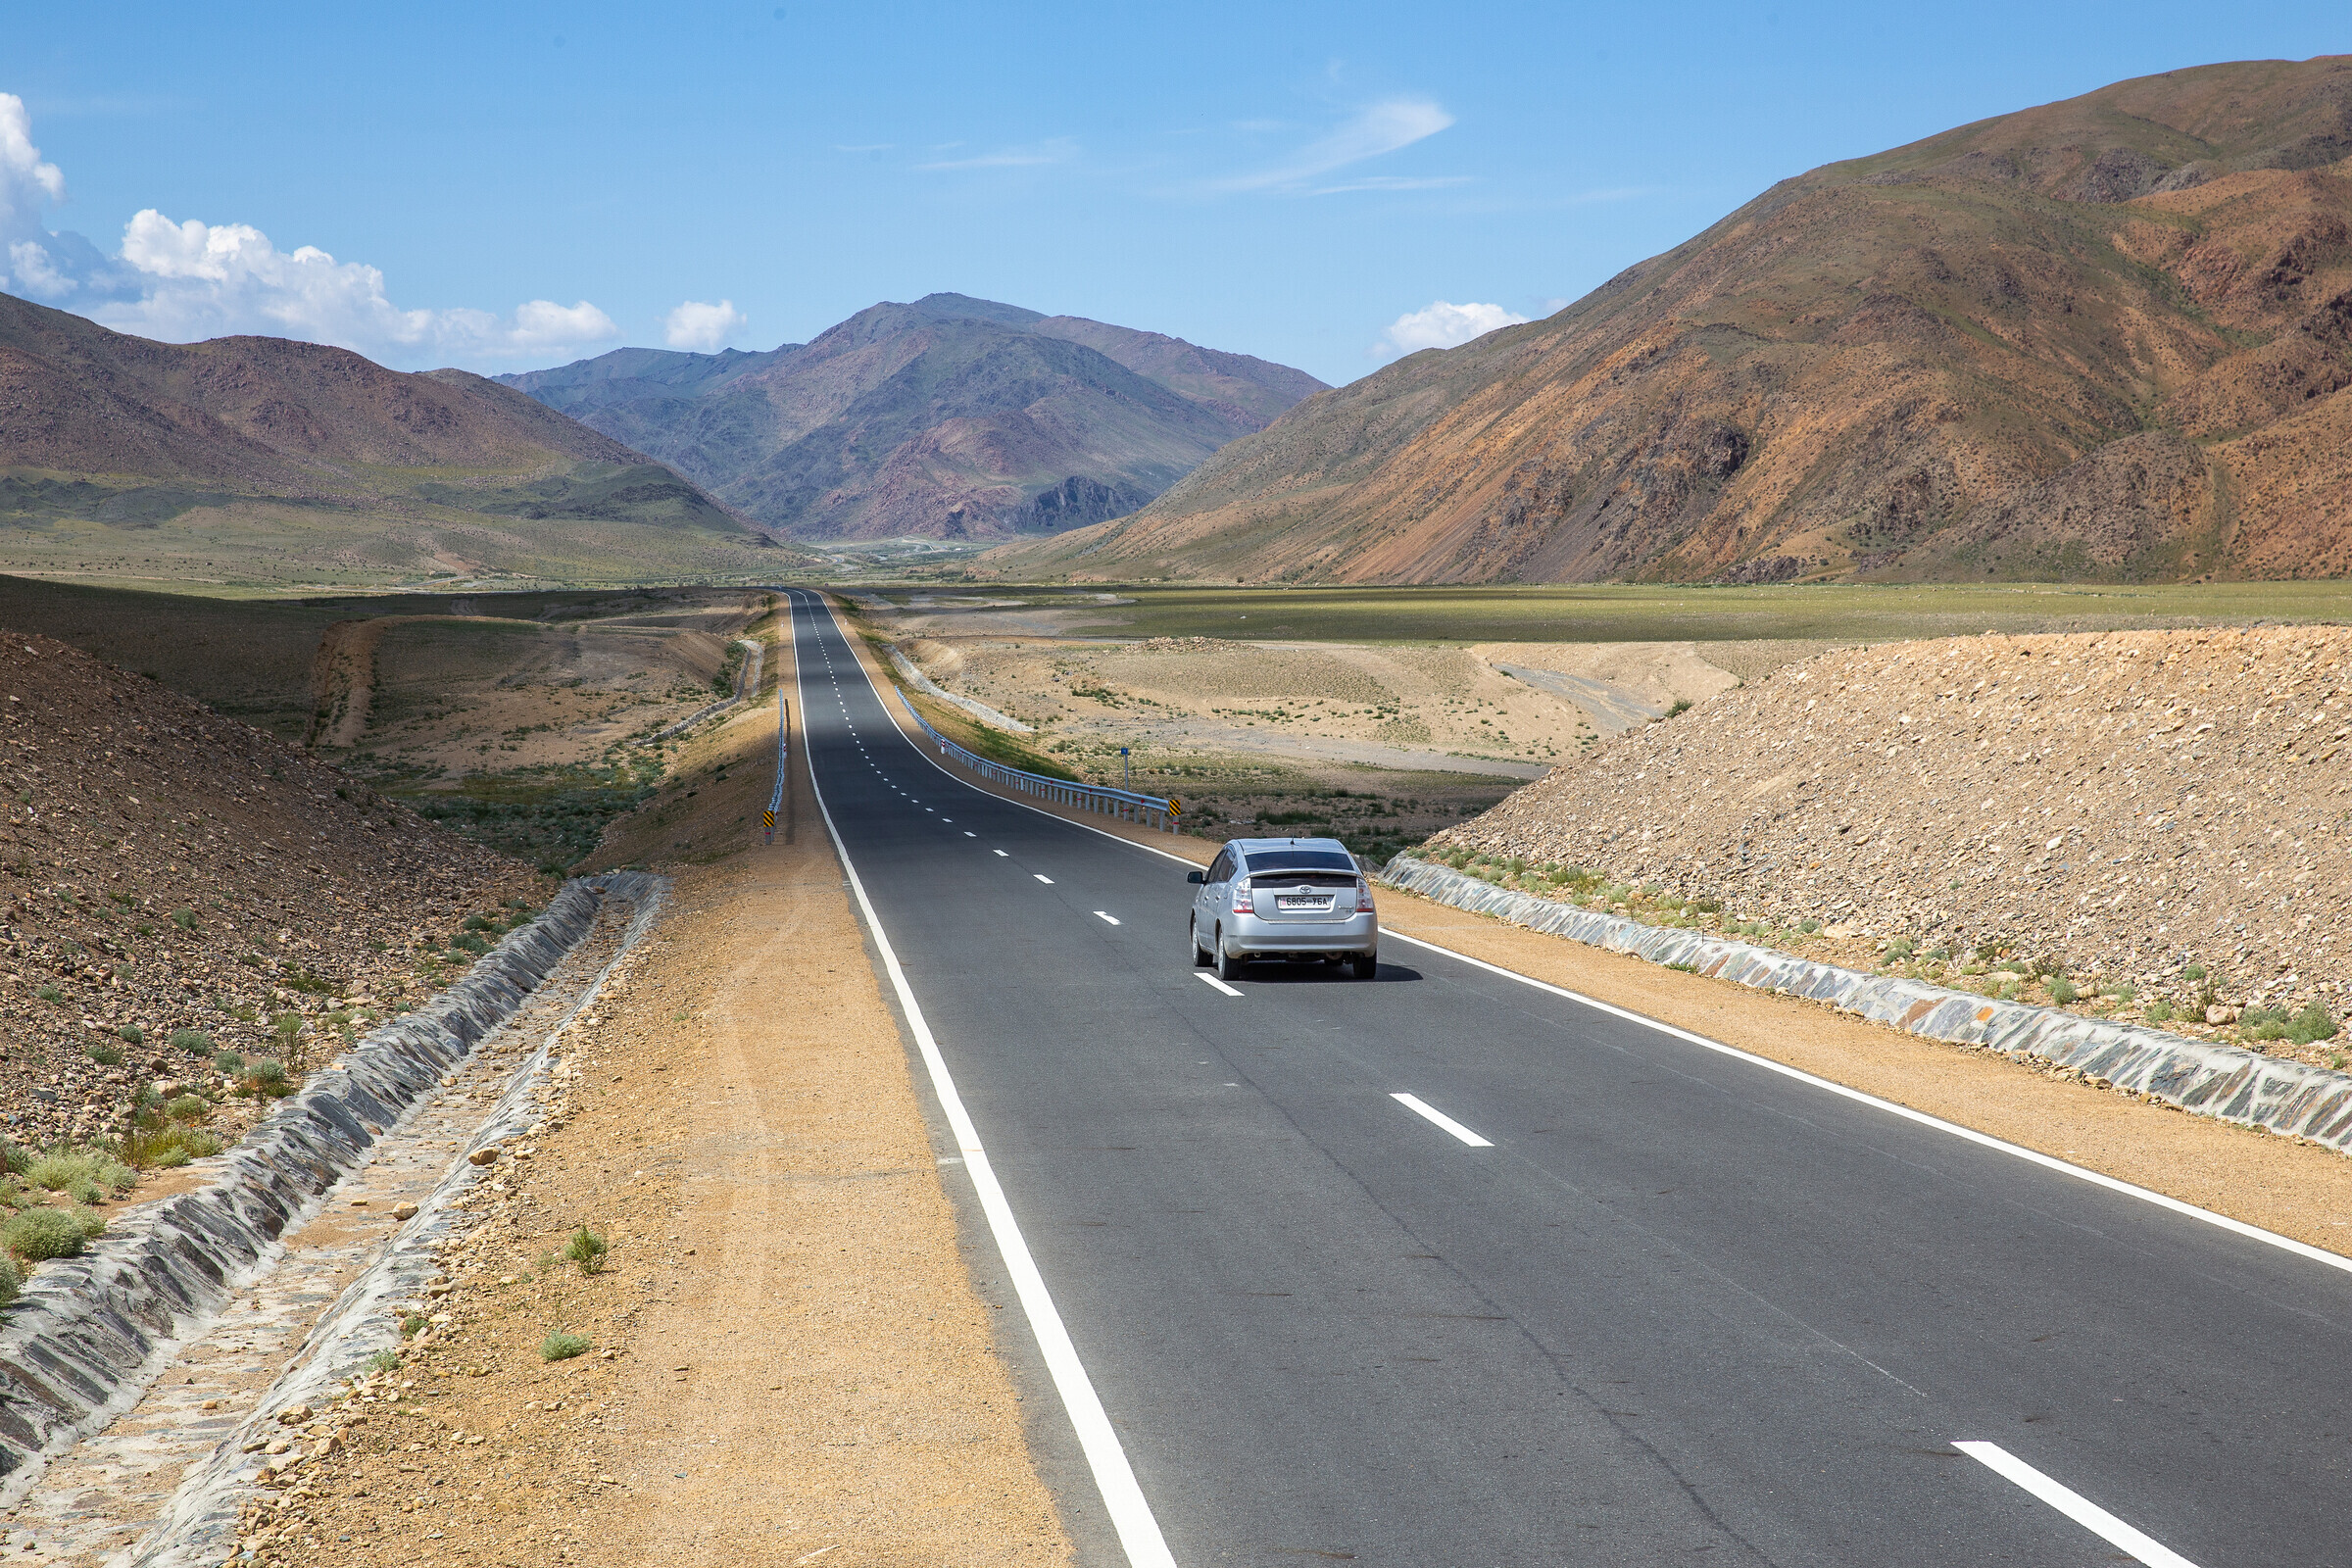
762,689,789,844
897,690,1180,832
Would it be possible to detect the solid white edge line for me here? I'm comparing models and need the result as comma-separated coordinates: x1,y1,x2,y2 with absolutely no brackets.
804,590,2352,1275
787,591,1180,1568
1954,1442,2200,1568
1379,928,2352,1277
1095,911,1122,925
1391,1092,1494,1148
1035,874,1055,884
1197,973,1243,998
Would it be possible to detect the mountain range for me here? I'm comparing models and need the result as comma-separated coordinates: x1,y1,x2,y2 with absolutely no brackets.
497,294,1326,542
990,55,2352,586
0,292,783,587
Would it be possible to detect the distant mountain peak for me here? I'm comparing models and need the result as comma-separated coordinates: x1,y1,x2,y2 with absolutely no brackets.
498,296,1327,541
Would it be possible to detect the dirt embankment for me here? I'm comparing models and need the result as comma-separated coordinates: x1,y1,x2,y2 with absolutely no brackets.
0,632,529,1149
261,641,1073,1567
1435,625,2352,1066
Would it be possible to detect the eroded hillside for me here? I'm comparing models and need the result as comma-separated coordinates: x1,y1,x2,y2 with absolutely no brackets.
0,634,527,1150
1429,624,2352,1065
991,55,2352,586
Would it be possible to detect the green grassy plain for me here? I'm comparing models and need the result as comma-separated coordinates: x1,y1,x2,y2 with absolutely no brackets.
929,579,2352,645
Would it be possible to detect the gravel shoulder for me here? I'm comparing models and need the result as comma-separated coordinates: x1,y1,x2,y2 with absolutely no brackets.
270,639,1073,1566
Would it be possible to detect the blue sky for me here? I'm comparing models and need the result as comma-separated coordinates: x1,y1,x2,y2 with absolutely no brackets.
3,2,2343,385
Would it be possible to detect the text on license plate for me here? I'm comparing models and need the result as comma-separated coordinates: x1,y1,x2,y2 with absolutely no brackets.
1277,895,1333,910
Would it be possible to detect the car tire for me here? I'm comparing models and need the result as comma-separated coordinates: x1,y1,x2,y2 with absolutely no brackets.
1215,930,1246,982
1191,916,1210,967
1349,952,1378,979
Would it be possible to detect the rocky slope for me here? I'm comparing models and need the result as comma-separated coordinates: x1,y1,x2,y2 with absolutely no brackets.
0,632,528,1151
0,292,787,587
991,55,2352,585
498,293,1326,541
1426,624,2352,1068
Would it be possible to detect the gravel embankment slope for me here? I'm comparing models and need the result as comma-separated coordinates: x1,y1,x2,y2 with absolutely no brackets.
1432,625,2352,1066
0,633,529,1147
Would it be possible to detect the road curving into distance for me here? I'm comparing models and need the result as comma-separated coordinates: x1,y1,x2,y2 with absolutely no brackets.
781,587,2345,1568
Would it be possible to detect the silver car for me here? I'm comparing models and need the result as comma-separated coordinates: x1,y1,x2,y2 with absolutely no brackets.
1188,837,1379,981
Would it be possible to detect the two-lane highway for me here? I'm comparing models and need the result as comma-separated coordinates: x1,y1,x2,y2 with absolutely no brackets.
783,588,2349,1566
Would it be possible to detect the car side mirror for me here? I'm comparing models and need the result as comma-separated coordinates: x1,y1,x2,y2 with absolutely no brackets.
1186,870,1205,884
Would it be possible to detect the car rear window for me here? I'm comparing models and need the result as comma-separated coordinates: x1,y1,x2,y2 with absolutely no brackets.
1244,851,1357,874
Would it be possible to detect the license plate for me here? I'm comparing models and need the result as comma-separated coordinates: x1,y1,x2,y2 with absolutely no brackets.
1277,895,1332,910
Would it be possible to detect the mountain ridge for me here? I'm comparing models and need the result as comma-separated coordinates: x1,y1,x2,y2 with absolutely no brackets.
987,55,2352,586
0,291,790,586
497,294,1327,542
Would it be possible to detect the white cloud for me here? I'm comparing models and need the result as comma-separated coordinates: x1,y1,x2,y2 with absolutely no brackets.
1310,174,1474,196
1216,97,1454,194
1372,300,1529,359
0,94,617,367
0,94,67,256
662,298,748,353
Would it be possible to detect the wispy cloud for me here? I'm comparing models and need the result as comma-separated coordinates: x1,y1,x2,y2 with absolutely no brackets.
1310,174,1474,196
1214,97,1454,194
915,136,1077,172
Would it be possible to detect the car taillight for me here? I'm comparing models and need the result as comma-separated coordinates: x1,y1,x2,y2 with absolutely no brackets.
1354,878,1375,912
1231,882,1254,914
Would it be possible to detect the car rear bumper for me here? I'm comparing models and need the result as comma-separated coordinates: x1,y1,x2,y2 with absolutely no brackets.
1223,910,1378,956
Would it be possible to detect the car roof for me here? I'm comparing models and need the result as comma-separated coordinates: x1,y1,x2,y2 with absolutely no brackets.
1225,837,1352,855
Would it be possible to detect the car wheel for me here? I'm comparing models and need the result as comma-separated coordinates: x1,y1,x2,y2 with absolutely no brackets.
1349,952,1378,979
1215,929,1246,982
1191,916,1210,967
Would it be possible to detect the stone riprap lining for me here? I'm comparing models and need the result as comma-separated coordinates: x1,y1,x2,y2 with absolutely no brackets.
123,872,667,1568
0,872,642,1487
1378,855,2352,1152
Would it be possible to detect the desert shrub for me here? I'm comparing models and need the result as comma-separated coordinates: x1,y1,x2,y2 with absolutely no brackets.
2181,963,2207,980
366,1348,402,1375
1798,918,1821,934
2146,1000,2176,1022
4,1205,96,1260
125,1124,222,1168
1665,698,1692,717
34,984,61,1004
539,1332,591,1362
2048,978,2080,1004
1691,897,1724,914
451,933,489,956
2241,1004,2339,1046
462,914,494,932
84,1042,123,1067
401,1313,428,1339
0,1143,26,1176
0,1252,19,1305
271,1012,302,1047
563,1226,610,1275
166,1095,210,1122
1886,938,1916,960
170,908,199,930
117,1024,144,1045
213,1051,245,1077
2103,983,2136,1004
170,1029,213,1055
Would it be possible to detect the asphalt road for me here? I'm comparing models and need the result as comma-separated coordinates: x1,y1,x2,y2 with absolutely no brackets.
781,588,2349,1568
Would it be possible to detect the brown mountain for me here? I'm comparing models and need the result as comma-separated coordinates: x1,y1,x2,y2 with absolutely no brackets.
989,56,2352,585
498,294,1327,542
0,292,787,588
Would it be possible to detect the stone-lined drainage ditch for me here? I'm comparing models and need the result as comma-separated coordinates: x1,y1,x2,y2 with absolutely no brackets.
1380,854,2352,1152
0,872,665,1565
